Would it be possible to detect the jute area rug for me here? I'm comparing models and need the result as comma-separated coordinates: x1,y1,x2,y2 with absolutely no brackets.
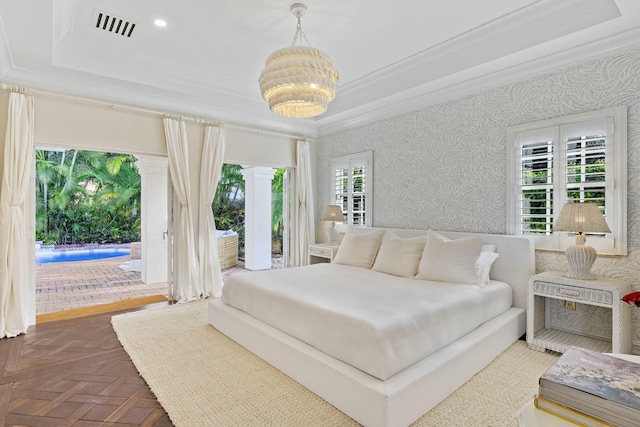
112,301,559,427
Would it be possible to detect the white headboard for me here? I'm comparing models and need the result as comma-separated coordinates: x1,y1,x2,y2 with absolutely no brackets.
354,228,535,309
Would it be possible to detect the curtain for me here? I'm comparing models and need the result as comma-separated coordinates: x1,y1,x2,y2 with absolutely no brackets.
0,92,35,338
292,139,315,266
198,125,226,298
163,118,200,302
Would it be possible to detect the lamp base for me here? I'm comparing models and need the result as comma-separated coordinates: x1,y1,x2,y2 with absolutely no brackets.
564,244,597,280
326,223,340,246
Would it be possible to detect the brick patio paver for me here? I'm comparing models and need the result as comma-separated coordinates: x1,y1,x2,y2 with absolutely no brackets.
35,254,279,314
36,255,168,314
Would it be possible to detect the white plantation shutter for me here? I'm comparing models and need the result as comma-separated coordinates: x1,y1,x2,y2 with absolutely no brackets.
515,127,556,235
332,151,372,226
507,107,626,255
562,118,609,209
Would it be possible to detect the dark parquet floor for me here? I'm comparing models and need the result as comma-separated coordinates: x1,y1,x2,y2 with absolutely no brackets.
0,305,174,427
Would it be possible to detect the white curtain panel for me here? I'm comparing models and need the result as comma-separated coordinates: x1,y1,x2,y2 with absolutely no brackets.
163,118,201,302
0,92,34,338
198,125,226,298
292,139,315,266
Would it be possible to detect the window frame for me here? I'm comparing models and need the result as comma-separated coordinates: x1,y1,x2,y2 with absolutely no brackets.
330,151,373,227
506,106,627,255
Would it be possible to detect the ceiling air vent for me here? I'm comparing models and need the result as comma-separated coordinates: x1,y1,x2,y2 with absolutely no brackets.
93,10,137,38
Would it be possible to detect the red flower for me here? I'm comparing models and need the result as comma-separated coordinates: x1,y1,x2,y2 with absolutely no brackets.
621,291,640,307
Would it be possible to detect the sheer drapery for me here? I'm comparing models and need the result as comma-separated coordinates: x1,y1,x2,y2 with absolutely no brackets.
0,92,35,338
292,139,315,266
198,125,226,298
163,118,201,302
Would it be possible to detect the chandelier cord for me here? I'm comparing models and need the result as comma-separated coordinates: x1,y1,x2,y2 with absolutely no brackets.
290,12,311,47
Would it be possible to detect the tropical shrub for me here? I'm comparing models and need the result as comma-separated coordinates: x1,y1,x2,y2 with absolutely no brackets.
35,149,141,245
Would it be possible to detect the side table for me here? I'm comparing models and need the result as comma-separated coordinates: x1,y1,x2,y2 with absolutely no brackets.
527,271,632,354
308,244,340,265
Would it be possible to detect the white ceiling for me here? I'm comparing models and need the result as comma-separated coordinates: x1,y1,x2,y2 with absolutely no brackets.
0,0,639,137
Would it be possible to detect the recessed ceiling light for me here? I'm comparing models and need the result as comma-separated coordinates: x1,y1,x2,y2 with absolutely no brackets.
154,19,167,27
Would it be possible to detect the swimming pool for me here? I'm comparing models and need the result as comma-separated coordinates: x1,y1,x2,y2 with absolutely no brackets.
36,248,131,264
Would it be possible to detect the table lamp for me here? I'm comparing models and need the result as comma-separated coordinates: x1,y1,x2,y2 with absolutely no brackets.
321,205,343,245
553,202,611,280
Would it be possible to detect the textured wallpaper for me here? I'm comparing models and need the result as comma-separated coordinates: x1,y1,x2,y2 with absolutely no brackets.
317,49,640,345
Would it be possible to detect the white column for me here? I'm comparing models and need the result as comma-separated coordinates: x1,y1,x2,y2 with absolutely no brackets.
135,156,168,283
241,166,276,270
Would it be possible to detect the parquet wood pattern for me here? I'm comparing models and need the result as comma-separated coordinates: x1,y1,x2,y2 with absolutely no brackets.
0,305,174,426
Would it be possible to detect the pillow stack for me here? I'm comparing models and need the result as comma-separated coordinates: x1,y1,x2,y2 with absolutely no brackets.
333,229,499,286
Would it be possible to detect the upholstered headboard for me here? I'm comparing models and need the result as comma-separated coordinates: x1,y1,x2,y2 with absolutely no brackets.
352,228,535,309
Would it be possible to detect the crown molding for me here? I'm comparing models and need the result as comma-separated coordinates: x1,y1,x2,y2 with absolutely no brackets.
324,0,619,117
316,30,640,136
0,67,320,138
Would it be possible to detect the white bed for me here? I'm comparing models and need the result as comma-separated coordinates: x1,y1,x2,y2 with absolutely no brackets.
208,228,534,427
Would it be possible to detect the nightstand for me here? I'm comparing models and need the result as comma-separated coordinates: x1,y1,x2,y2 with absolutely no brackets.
527,271,632,354
308,244,340,264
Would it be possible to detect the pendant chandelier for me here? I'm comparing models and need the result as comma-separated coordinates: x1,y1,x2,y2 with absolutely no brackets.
259,3,339,119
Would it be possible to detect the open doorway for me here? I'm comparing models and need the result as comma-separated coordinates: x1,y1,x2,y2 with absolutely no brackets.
34,148,166,316
213,164,288,270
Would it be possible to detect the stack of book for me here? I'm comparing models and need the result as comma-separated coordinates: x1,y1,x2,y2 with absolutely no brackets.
534,346,640,427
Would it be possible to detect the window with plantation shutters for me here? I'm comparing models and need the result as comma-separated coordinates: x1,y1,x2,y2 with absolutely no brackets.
331,151,372,226
507,106,627,255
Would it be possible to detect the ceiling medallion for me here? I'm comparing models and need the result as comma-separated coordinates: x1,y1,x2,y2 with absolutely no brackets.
259,3,339,119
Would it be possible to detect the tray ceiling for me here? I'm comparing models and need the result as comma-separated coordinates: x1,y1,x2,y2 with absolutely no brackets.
0,0,638,136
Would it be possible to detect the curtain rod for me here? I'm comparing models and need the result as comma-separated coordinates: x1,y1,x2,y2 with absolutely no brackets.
0,82,311,141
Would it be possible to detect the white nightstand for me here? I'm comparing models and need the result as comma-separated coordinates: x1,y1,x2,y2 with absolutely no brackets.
527,271,632,354
308,244,340,264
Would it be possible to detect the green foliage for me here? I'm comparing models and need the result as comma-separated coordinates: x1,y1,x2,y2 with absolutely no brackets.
36,154,287,252
35,149,141,245
213,164,245,249
212,164,287,254
522,159,606,234
272,168,285,234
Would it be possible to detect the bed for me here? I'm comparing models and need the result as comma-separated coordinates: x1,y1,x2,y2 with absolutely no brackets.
208,228,534,427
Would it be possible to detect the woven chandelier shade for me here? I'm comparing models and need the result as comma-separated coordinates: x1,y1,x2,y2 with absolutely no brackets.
259,3,339,119
259,46,338,118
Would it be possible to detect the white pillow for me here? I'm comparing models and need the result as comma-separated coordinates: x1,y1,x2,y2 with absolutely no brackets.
475,251,499,287
416,230,483,284
333,229,385,268
372,233,426,278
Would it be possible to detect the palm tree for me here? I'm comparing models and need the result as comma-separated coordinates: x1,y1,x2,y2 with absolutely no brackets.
213,164,246,249
35,149,141,244
271,168,286,253
35,150,64,238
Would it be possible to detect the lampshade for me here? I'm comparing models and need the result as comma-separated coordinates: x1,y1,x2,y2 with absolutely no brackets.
553,202,611,234
321,205,344,222
553,202,610,280
259,3,339,119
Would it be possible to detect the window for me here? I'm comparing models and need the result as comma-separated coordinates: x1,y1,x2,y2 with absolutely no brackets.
506,106,627,255
331,151,373,226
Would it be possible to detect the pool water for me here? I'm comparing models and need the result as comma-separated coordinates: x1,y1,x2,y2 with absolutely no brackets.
36,248,131,264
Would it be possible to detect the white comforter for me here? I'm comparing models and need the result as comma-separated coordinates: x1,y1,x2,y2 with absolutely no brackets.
221,263,512,380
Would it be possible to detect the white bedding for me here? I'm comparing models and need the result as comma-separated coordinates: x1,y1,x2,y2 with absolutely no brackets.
221,263,513,380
